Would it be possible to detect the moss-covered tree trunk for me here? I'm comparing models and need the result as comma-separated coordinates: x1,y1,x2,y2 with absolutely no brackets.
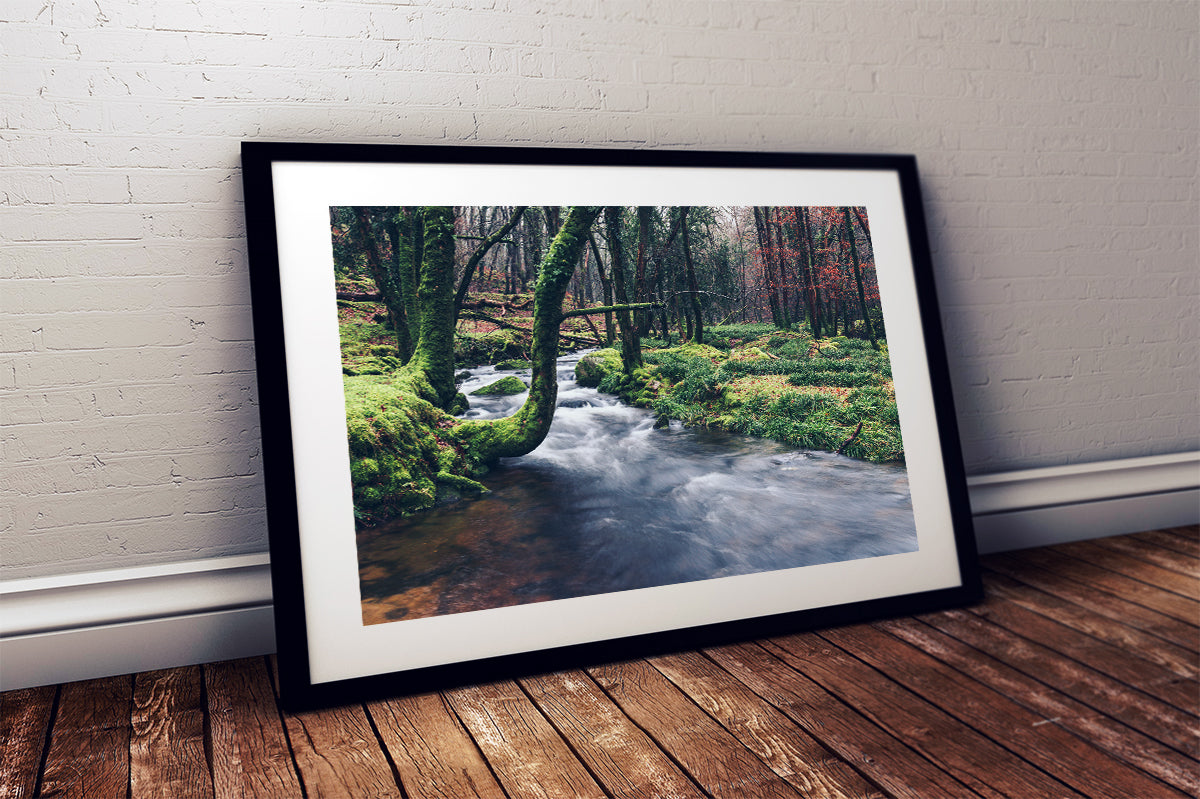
353,208,414,362
396,208,423,351
634,206,653,335
453,205,602,462
604,206,642,372
401,206,459,410
680,206,704,345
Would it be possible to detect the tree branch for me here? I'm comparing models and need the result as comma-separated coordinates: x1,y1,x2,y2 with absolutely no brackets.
836,421,864,455
337,291,383,303
560,302,662,319
459,309,532,334
453,206,528,322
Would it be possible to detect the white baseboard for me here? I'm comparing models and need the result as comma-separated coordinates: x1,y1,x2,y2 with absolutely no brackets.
967,451,1200,554
1,554,275,691
0,606,275,692
2,452,1196,691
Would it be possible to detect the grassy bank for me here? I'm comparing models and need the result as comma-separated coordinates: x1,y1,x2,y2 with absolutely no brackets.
579,324,904,463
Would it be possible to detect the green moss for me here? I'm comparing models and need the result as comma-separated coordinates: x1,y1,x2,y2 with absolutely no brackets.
343,375,481,526
451,206,602,465
638,336,902,463
730,346,771,361
434,471,489,495
340,321,403,375
494,358,533,370
470,375,527,396
674,342,725,361
455,329,526,367
575,348,622,387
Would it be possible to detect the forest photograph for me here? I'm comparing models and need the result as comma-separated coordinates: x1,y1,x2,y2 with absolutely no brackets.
328,204,919,626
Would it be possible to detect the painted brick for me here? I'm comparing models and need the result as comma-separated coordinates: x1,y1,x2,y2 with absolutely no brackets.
1,0,1196,580
175,508,269,554
1,170,60,205
34,312,195,350
0,207,146,241
2,407,261,463
23,485,179,531
127,169,238,204
92,374,258,418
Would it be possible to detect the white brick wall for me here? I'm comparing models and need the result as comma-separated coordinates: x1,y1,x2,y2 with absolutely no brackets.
2,0,1196,579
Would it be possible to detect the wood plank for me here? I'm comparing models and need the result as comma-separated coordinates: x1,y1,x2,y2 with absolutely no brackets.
38,676,132,799
704,642,983,799
822,623,1190,799
281,702,402,798
647,650,886,799
520,669,707,799
0,685,56,799
1130,527,1200,558
130,666,214,799
446,680,606,799
1011,547,1200,624
1054,539,1200,601
205,657,303,799
986,553,1200,650
589,658,804,799
763,632,1083,799
1094,533,1200,577
983,571,1199,680
366,691,507,799
921,607,1200,756
878,615,1200,797
970,594,1199,711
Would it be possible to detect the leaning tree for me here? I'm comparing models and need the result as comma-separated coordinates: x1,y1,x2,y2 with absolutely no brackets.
341,205,663,523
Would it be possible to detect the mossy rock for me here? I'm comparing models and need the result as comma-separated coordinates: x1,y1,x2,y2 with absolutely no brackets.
730,346,771,361
575,348,622,387
343,375,480,526
470,375,527,396
455,330,526,367
673,342,726,362
494,358,533,370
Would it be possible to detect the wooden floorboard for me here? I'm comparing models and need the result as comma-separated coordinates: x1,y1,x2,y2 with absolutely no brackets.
3,526,1197,799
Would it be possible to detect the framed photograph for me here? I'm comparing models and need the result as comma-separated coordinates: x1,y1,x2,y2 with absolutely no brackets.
242,142,981,708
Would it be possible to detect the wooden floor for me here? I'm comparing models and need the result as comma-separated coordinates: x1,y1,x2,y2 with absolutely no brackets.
3,527,1197,799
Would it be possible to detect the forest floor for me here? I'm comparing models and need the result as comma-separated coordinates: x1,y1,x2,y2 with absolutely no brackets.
337,286,903,467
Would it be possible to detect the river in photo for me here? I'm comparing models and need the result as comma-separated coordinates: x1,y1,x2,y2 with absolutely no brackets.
356,351,918,624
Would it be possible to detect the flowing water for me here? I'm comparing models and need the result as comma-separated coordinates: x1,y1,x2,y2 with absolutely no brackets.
357,351,918,624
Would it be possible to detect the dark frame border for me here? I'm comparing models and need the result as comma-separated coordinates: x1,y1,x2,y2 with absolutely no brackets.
241,141,981,710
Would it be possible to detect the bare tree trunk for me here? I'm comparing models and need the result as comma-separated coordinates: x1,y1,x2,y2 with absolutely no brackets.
845,207,878,350
797,207,822,338
453,206,527,323
770,207,792,328
752,206,783,328
587,233,615,345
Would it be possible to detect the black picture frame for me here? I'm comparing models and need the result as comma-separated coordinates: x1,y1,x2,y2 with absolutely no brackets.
241,142,981,709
